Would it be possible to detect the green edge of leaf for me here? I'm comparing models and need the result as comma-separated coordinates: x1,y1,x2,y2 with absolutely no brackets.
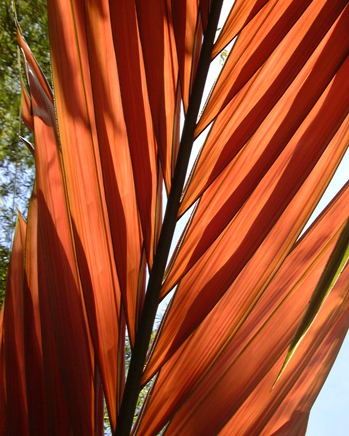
273,218,349,388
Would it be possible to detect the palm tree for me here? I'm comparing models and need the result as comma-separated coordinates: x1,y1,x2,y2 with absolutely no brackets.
1,0,349,435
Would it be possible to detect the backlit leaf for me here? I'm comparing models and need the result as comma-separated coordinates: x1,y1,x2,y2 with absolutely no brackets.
275,217,349,385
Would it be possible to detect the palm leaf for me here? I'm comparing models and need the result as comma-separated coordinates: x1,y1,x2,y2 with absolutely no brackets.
23,184,50,435
3,215,27,435
2,1,349,435
275,217,349,385
26,56,98,435
136,181,349,435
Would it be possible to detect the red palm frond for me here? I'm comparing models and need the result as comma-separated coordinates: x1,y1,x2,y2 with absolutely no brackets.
3,214,27,435
2,1,349,435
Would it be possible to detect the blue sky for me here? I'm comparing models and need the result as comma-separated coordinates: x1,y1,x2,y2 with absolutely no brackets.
307,335,349,435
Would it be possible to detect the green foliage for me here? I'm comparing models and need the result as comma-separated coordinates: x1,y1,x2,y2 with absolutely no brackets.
0,0,51,305
0,244,10,306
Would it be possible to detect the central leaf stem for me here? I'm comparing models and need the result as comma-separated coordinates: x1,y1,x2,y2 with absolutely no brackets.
114,2,224,435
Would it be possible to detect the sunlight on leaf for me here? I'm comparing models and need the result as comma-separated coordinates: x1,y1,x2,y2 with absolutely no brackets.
274,218,349,387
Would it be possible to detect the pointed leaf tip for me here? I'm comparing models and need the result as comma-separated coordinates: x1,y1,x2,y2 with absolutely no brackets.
19,136,35,156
